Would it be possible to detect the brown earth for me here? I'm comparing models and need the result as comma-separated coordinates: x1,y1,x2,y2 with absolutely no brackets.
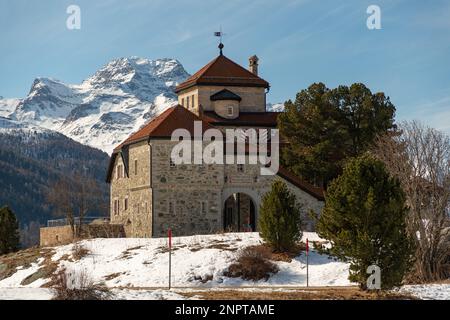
178,287,417,300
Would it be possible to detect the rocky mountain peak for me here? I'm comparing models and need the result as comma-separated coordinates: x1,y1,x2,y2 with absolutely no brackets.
1,56,190,154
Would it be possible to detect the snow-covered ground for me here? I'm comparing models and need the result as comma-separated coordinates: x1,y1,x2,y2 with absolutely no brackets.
0,232,350,300
0,232,448,300
0,288,54,300
46,232,350,289
399,284,450,300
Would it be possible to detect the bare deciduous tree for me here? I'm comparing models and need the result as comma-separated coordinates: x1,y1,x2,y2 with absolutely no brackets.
20,220,41,248
47,174,102,239
372,121,450,282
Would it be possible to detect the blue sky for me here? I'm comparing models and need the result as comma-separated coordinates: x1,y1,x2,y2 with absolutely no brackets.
0,0,449,132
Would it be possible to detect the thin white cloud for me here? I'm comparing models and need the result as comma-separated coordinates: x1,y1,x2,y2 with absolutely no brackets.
402,95,450,134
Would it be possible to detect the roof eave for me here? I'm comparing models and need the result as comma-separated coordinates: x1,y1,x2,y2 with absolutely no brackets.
175,81,270,93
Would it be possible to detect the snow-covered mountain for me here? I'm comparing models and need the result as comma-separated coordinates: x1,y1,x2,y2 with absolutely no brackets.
0,97,20,118
266,102,285,112
2,57,190,154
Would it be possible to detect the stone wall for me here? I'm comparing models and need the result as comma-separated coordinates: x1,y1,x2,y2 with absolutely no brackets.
150,140,224,237
198,86,266,113
110,139,324,238
40,224,126,247
110,140,153,237
40,226,73,247
150,140,323,236
178,86,266,115
177,88,199,114
79,224,126,239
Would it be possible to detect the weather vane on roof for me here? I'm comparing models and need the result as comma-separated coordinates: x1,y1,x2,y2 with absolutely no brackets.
214,26,225,55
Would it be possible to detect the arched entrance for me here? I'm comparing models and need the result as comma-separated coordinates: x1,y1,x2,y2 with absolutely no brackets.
223,193,257,232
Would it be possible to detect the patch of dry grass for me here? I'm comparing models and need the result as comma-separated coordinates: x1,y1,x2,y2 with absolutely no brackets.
190,241,238,252
0,247,54,283
224,246,279,281
269,243,305,262
21,251,61,286
119,245,144,259
192,274,214,283
157,244,185,254
53,269,111,300
180,287,417,300
104,272,125,281
72,243,90,261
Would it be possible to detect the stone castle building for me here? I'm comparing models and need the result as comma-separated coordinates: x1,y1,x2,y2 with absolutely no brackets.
106,47,324,238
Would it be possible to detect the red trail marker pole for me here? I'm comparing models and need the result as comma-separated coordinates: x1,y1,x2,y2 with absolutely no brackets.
306,238,309,287
168,228,172,290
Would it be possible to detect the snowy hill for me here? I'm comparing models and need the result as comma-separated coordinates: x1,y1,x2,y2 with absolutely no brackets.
49,232,351,289
3,57,189,154
0,232,448,300
0,232,352,299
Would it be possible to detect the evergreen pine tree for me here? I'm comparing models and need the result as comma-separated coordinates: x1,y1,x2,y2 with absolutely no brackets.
0,206,20,255
278,83,346,188
316,154,413,289
278,82,396,188
258,181,302,252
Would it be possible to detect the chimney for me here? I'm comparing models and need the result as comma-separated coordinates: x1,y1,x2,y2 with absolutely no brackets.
249,55,259,76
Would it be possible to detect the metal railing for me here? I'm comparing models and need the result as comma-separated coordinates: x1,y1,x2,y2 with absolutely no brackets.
46,216,109,227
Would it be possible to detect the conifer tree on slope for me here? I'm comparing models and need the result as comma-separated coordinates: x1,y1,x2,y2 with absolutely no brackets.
0,206,20,255
316,154,413,289
258,180,302,252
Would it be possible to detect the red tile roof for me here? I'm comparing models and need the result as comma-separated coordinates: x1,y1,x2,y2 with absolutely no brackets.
277,166,325,201
113,105,215,152
175,54,270,92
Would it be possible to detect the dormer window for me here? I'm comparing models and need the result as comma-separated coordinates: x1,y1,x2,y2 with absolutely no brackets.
227,106,233,116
